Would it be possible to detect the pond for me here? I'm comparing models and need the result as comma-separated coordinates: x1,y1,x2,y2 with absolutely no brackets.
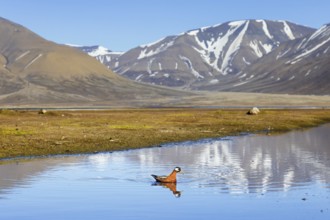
1,124,330,220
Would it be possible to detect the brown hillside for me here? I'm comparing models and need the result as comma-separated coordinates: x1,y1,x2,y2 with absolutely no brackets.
0,17,188,105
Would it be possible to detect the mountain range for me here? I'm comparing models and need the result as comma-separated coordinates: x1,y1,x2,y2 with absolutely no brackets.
82,20,330,95
1,16,330,106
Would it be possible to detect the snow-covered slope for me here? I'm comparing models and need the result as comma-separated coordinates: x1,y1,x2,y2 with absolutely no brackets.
68,45,124,69
99,20,314,89
212,24,330,94
285,24,330,64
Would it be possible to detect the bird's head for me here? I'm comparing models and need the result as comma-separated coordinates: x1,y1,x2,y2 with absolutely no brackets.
174,167,181,173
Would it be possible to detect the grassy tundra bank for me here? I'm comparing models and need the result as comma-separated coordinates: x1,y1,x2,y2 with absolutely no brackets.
1,108,330,159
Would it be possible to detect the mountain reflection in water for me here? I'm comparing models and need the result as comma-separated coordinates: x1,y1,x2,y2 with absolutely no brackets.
1,124,330,195
93,123,330,194
0,124,330,220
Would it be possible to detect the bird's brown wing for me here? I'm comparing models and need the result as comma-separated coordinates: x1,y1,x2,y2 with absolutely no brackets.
151,174,167,182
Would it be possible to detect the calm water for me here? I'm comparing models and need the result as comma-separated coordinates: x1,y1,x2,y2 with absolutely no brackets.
1,124,330,220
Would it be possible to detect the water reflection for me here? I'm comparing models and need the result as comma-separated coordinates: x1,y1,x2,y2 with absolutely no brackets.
0,157,82,197
152,182,181,198
0,124,330,220
1,124,330,196
85,123,330,195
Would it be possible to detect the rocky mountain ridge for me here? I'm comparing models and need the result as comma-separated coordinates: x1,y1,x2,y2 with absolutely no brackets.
86,20,315,91
82,20,330,95
213,23,330,94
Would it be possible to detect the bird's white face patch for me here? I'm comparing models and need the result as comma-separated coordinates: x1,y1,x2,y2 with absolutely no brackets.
174,167,181,172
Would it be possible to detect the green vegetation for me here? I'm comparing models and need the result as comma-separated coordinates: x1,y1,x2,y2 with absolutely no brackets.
1,108,330,159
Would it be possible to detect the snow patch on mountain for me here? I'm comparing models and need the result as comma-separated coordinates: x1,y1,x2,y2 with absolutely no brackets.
305,70,311,76
24,53,42,70
187,29,199,36
228,20,246,27
297,38,307,50
257,20,273,39
97,55,112,64
179,55,204,79
210,79,219,84
147,58,155,74
140,37,166,48
242,57,251,65
307,25,330,43
220,20,250,75
276,48,291,60
88,46,112,56
250,40,263,57
288,37,330,64
138,40,174,59
15,50,30,61
289,75,295,80
260,42,273,54
280,21,295,40
136,74,143,81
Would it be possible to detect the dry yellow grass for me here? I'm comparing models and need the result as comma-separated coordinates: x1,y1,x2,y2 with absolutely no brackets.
1,108,330,159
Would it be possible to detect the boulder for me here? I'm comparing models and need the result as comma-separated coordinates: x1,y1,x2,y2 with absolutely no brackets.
247,107,260,115
38,109,47,114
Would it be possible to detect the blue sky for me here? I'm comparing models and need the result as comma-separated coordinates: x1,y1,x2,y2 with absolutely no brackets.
1,0,330,51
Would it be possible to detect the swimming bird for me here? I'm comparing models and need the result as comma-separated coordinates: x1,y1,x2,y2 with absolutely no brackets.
151,167,181,183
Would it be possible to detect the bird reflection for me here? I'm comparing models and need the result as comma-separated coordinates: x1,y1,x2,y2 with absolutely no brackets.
152,182,182,198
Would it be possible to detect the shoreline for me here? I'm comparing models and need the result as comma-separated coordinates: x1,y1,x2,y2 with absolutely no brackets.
2,105,330,111
1,108,330,160
0,135,237,163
